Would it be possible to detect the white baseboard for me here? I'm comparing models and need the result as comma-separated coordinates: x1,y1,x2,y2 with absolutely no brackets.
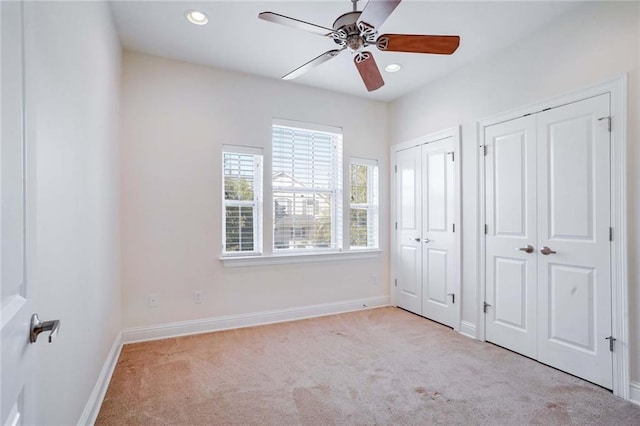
459,320,477,339
77,332,122,426
122,296,391,344
630,381,640,406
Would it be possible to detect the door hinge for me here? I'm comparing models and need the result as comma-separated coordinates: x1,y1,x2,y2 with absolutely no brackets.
609,227,613,241
394,278,397,287
452,223,455,233
395,222,397,230
394,165,397,173
605,336,616,352
484,224,488,235
483,301,491,313
447,151,455,162
598,116,612,132
448,293,455,304
480,145,487,156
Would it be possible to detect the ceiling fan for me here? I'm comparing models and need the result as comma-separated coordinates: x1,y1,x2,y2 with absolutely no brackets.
258,0,460,92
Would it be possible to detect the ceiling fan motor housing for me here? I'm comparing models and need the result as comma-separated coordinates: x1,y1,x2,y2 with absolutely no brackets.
331,11,376,53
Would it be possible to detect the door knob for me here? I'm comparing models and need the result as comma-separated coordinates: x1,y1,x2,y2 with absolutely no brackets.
516,245,534,254
30,313,61,343
540,246,557,255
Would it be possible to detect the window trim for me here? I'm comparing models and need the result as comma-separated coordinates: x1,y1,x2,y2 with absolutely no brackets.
220,248,382,267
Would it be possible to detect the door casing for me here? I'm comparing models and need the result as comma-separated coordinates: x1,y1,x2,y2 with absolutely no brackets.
477,75,629,399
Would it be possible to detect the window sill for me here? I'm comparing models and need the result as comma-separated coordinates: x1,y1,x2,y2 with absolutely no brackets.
220,249,382,268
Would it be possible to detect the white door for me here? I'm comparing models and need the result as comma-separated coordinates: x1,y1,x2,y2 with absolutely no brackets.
483,94,612,389
421,138,457,328
484,115,538,359
1,1,35,424
395,146,422,315
536,94,612,388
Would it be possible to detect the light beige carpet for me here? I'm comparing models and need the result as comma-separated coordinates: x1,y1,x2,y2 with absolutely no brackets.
96,307,640,425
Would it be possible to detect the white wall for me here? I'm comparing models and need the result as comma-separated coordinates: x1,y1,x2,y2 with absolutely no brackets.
390,2,640,382
120,51,389,328
24,1,121,423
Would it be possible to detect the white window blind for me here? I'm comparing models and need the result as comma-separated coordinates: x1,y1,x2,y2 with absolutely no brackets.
222,147,263,255
272,120,343,251
350,159,379,249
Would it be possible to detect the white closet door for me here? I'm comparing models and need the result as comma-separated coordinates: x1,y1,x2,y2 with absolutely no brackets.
536,94,612,389
484,115,538,359
395,145,422,315
421,137,457,328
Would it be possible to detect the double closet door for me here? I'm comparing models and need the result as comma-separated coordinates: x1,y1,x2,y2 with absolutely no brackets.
484,94,613,389
395,136,457,328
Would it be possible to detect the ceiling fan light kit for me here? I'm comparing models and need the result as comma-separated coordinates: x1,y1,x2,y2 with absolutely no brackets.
258,0,460,92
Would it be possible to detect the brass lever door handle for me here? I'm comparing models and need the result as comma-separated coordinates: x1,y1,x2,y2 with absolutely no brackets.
30,313,61,343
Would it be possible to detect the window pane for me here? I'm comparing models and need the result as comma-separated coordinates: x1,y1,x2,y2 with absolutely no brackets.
224,153,255,201
350,208,368,247
350,164,368,204
225,206,254,252
274,191,332,249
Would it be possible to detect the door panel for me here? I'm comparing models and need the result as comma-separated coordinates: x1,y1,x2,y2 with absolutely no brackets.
425,151,447,232
547,114,595,240
494,257,528,331
547,264,595,351
536,94,612,389
395,146,422,315
494,136,528,237
425,249,448,305
485,116,538,359
421,137,456,327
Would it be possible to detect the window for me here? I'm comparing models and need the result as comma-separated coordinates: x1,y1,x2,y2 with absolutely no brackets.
350,159,379,249
222,146,262,255
272,119,343,251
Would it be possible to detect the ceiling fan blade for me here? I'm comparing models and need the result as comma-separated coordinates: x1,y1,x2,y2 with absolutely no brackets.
354,52,384,92
377,34,460,54
258,12,336,37
282,49,345,80
358,0,402,29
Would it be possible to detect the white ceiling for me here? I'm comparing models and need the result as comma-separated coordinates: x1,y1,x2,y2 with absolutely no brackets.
110,1,580,102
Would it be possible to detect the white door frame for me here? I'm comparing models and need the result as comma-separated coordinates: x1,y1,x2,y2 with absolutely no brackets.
477,75,629,399
391,126,462,331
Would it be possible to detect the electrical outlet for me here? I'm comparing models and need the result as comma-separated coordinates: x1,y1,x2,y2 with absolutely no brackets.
194,291,203,304
149,293,159,307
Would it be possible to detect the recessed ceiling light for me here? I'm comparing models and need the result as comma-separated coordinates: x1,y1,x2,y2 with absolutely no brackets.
384,63,402,73
186,10,208,26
